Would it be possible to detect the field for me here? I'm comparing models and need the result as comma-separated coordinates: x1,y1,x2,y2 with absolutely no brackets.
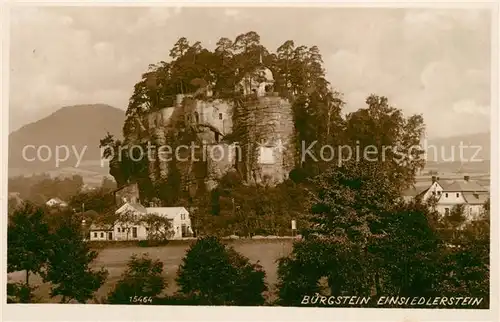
7,239,294,303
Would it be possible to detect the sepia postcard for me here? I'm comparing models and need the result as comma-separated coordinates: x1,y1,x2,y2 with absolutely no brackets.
1,1,498,322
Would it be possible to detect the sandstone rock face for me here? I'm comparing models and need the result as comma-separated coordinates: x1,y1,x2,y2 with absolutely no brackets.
129,92,295,193
232,95,295,185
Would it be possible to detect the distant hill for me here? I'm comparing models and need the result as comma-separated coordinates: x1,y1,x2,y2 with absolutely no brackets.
423,132,490,174
8,104,125,183
426,132,490,162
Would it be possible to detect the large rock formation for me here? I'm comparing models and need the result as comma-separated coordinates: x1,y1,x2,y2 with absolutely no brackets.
121,63,296,196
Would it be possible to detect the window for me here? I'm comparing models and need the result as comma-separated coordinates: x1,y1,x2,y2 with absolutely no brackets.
437,191,441,195
214,132,220,143
432,191,436,195
219,113,223,120
117,228,120,232
195,112,200,123
445,208,450,215
94,232,97,238
181,213,185,220
445,193,448,198
258,147,275,164
456,193,459,198
132,227,137,238
100,232,104,238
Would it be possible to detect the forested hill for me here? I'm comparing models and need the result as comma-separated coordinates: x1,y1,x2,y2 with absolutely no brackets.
9,104,125,176
101,31,427,219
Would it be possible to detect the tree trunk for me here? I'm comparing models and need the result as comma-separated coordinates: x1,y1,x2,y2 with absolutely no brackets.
25,270,29,286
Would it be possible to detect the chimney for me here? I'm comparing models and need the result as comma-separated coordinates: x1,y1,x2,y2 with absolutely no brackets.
431,176,436,183
464,175,470,182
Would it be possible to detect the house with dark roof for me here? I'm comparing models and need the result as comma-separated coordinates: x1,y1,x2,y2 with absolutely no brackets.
408,175,489,220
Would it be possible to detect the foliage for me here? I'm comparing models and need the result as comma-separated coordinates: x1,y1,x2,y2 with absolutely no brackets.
7,203,50,286
342,95,425,190
107,254,166,304
8,174,84,206
176,236,267,305
140,213,174,242
7,282,38,303
443,204,468,230
276,238,332,305
68,187,116,214
43,219,108,303
192,173,309,237
433,201,490,307
116,209,141,240
275,95,486,307
369,201,443,297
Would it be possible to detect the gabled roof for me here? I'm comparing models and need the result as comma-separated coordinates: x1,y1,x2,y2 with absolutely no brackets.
115,202,147,214
47,197,64,203
146,207,188,220
440,180,488,192
462,192,490,205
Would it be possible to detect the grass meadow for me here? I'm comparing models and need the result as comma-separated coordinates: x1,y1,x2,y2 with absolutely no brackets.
7,239,295,303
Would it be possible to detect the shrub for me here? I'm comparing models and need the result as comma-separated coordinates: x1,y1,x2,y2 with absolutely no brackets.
176,236,267,305
43,220,108,303
107,254,166,304
7,282,37,303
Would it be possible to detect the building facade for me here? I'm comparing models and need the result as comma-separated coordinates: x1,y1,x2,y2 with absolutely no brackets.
414,175,489,220
114,202,193,240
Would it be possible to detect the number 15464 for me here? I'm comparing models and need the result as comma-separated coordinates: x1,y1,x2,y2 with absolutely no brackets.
130,296,153,304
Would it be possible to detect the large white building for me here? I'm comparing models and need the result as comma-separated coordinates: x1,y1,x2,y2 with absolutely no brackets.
88,202,193,241
405,175,489,220
113,203,193,240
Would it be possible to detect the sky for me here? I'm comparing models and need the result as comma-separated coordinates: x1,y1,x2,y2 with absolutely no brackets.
9,6,491,138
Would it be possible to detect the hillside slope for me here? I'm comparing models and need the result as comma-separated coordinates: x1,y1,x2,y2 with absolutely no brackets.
9,104,125,180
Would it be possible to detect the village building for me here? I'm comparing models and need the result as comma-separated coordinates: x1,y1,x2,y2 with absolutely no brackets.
89,223,114,241
404,175,489,220
45,197,68,208
114,203,193,240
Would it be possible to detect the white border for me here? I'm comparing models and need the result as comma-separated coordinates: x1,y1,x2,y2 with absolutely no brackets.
1,1,499,321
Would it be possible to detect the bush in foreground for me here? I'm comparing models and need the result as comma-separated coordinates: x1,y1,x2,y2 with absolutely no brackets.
43,219,108,303
107,254,166,304
176,236,267,305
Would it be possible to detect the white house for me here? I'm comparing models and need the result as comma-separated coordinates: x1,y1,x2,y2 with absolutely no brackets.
410,175,489,220
46,197,68,208
146,207,193,239
89,223,114,241
113,202,193,240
